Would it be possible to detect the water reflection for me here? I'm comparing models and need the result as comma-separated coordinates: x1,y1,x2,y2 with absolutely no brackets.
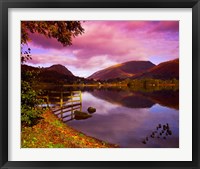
91,89,179,110
138,90,179,110
142,123,173,144
67,91,179,148
39,87,179,148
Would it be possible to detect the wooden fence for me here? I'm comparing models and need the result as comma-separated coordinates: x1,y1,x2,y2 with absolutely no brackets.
38,91,82,122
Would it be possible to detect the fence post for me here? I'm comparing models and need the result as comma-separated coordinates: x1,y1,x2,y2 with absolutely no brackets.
60,92,63,119
79,91,82,112
47,95,49,108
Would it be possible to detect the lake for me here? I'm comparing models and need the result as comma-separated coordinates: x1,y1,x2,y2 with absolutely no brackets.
41,87,179,148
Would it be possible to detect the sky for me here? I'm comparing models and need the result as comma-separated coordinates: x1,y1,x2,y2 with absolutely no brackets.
25,21,179,78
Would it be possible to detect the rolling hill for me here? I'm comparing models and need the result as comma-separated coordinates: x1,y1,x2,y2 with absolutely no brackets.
132,58,179,80
21,64,77,84
88,61,155,81
22,58,179,84
46,64,74,77
21,64,74,76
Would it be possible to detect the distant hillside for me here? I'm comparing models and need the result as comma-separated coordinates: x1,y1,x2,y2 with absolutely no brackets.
88,61,155,81
21,64,78,84
38,70,76,84
21,64,74,75
46,64,74,77
132,59,179,80
21,58,179,84
21,64,39,71
21,64,98,85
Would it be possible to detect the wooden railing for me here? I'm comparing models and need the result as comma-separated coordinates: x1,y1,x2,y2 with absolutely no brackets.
38,91,82,122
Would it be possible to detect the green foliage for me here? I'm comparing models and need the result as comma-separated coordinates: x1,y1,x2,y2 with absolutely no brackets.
127,78,179,92
21,21,85,125
50,120,63,127
79,133,85,137
21,111,119,148
21,70,44,126
47,143,65,148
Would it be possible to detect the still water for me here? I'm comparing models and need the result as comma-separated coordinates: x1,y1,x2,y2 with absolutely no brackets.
65,89,179,148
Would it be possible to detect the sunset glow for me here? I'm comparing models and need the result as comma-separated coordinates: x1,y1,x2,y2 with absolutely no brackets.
25,21,179,77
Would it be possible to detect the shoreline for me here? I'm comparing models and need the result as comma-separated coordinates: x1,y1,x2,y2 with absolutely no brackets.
21,110,119,148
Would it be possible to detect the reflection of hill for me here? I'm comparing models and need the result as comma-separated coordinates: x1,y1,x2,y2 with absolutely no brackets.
138,90,179,110
91,90,155,108
91,89,179,110
121,95,155,108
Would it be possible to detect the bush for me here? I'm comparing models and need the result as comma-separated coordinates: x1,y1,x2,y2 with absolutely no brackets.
21,70,44,126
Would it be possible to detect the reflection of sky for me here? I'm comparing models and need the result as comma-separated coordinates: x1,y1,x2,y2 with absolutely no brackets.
81,92,120,115
67,92,179,148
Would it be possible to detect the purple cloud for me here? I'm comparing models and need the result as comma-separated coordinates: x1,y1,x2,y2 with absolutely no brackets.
26,21,179,77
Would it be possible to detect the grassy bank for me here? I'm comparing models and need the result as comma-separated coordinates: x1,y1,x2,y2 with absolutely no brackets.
21,111,119,148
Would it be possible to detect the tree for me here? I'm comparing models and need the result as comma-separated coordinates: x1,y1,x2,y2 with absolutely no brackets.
21,21,84,62
21,21,84,126
21,70,43,126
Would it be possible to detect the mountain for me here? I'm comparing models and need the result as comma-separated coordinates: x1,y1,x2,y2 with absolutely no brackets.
132,58,179,80
46,64,74,77
21,64,77,84
21,64,97,85
21,64,74,76
21,64,39,71
88,61,155,81
22,58,179,84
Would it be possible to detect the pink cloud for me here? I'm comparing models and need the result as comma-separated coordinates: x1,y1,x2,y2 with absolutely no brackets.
26,21,179,77
28,32,64,49
150,21,179,33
